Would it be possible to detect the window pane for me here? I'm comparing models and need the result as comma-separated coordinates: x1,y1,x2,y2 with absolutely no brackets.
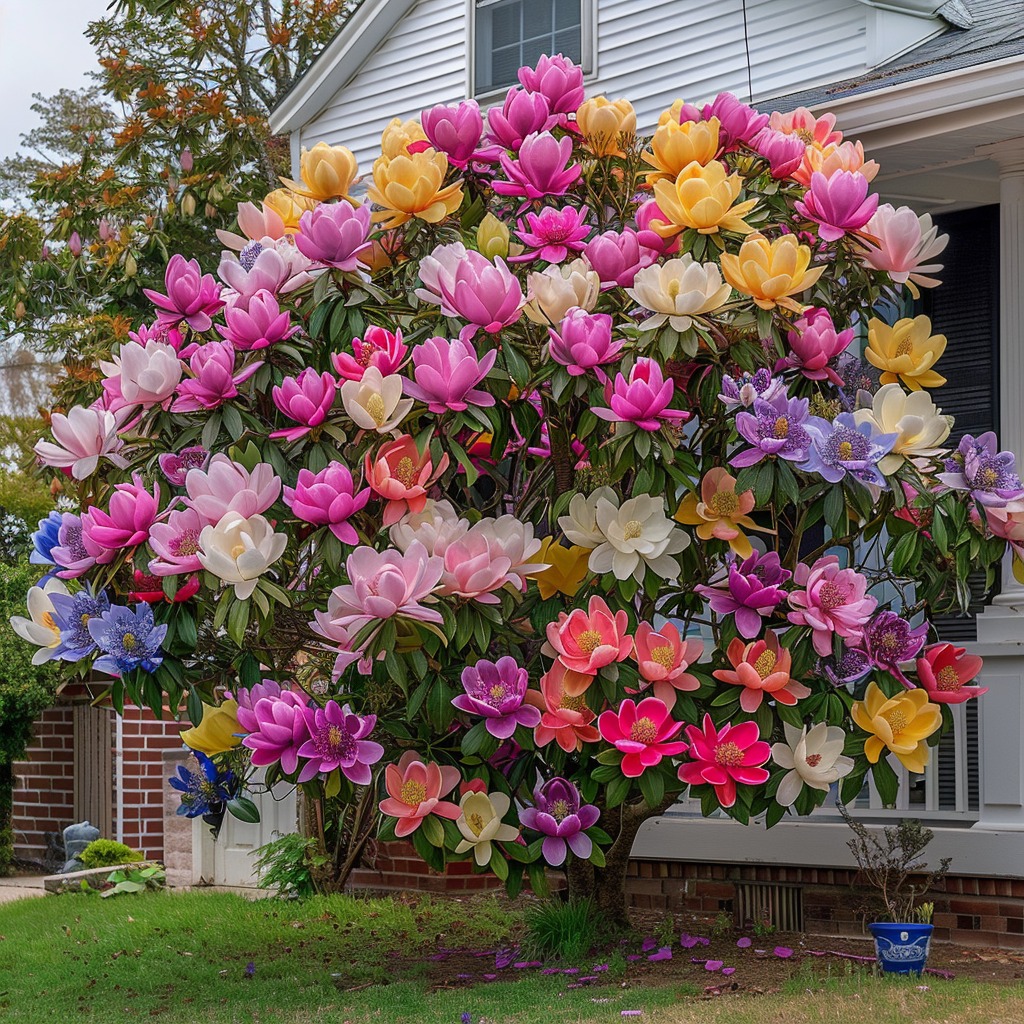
521,35,549,69
555,0,580,31
524,0,554,33
490,46,522,91
553,26,581,62
491,2,522,46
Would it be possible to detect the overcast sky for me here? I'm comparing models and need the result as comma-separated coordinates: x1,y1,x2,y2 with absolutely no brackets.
0,0,111,159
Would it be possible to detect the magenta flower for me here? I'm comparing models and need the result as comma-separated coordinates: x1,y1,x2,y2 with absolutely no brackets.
598,697,687,777
678,715,771,808
701,93,769,149
332,325,409,381
422,99,496,167
271,368,337,440
493,132,582,201
143,253,224,332
796,170,878,242
240,694,313,778
218,246,292,304
232,680,306,731
217,289,296,351
283,462,371,543
696,551,791,639
486,86,558,150
517,54,585,116
584,228,658,289
158,446,209,486
148,506,205,576
635,199,679,256
81,473,161,564
403,335,496,414
294,201,372,270
184,453,281,524
171,341,262,412
752,127,806,179
732,392,813,467
594,357,688,431
519,778,599,867
787,555,878,657
510,205,591,263
452,656,541,739
861,611,928,686
548,308,623,381
775,307,854,385
297,701,384,785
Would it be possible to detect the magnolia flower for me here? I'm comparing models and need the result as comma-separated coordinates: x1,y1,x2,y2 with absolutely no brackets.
283,462,371,544
795,170,878,242
589,494,690,582
652,160,758,236
675,468,763,559
851,681,941,773
421,100,490,169
511,204,591,263
558,486,619,548
523,259,601,325
340,366,412,433
713,632,811,712
185,454,282,525
454,790,519,866
148,507,205,577
519,777,599,867
34,406,129,480
632,621,703,707
576,95,636,157
271,368,338,440
518,53,585,115
486,86,558,150
379,751,462,837
859,204,948,290
788,555,877,656
171,341,262,413
642,117,721,184
333,326,409,382
367,149,463,229
218,245,292,304
364,435,450,526
297,702,383,785
403,336,496,413
453,657,541,738
853,383,952,474
864,315,947,391
678,715,771,809
100,340,182,412
548,308,623,380
527,537,592,599
545,594,633,679
282,141,359,201
180,700,242,757
10,577,70,664
493,131,582,201
526,662,601,752
143,253,223,332
720,233,825,312
771,723,854,806
627,256,731,332
598,697,687,777
198,512,288,599
916,643,987,704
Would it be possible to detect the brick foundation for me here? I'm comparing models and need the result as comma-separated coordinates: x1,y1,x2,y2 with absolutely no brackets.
348,841,506,895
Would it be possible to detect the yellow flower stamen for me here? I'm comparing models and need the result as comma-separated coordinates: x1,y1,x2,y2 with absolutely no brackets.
623,519,643,540
753,649,777,679
576,629,603,653
400,780,427,806
715,741,744,766
630,717,658,744
651,645,676,669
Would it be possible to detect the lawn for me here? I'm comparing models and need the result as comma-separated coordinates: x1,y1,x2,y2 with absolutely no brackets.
0,891,1022,1024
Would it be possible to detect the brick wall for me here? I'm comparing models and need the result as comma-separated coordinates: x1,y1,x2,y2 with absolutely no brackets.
348,841,506,895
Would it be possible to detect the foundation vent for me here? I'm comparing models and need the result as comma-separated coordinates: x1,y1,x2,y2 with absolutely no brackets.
734,882,804,933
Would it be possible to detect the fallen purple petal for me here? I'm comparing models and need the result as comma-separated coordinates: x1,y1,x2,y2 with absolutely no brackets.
592,964,609,972
580,975,599,982
722,967,736,976
705,960,723,972
680,935,700,948
542,968,560,975
736,937,752,948
567,983,582,990
641,937,657,952
626,954,643,962
648,947,672,962
429,953,448,961
456,973,473,980
514,960,543,969
774,947,794,958
482,973,497,980
563,967,579,974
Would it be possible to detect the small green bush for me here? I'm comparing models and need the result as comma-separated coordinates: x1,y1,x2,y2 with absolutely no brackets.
254,831,326,898
523,898,599,962
79,839,143,869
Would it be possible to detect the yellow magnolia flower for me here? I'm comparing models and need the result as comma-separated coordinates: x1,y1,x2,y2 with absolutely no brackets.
576,96,636,158
652,160,757,236
281,142,359,201
262,188,319,233
366,150,463,229
180,700,241,756
380,117,428,159
864,315,947,391
642,117,721,184
674,467,768,558
658,99,695,126
852,382,952,474
719,232,824,311
528,537,592,599
454,791,519,867
477,212,511,260
851,681,941,773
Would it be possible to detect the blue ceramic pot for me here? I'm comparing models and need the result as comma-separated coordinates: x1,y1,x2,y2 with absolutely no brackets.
868,921,933,974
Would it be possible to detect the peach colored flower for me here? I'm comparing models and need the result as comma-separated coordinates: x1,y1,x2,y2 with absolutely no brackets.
632,621,703,707
769,107,842,148
378,750,461,838
712,632,811,713
544,594,633,679
525,662,601,753
364,435,450,526
674,468,765,558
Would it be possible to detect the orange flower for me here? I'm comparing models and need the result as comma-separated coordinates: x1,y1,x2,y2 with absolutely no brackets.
525,663,600,753
366,150,463,229
674,467,766,558
713,632,810,712
719,232,825,312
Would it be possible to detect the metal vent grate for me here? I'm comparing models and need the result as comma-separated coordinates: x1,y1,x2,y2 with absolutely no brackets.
734,882,804,933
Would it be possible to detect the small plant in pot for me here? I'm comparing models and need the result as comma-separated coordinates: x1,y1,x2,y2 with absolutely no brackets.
839,804,950,975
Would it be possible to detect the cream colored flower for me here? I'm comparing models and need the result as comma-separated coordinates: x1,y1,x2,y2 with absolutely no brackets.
771,722,854,807
339,366,413,433
10,577,69,664
589,494,690,582
557,486,618,548
853,383,952,475
626,256,732,332
454,790,519,866
523,259,601,325
198,512,288,600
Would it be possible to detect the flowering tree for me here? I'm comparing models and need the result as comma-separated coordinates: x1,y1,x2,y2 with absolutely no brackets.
16,55,1013,924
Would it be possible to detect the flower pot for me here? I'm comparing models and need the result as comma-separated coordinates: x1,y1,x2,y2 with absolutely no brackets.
868,921,933,974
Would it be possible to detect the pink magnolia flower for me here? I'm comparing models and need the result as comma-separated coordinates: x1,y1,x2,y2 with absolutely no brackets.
635,199,680,256
216,201,287,251
271,368,337,440
234,681,307,733
184,453,282,524
598,697,687,777
751,127,806,179
67,231,82,256
332,325,409,381
148,506,205,576
486,86,558,150
769,107,842,148
493,131,582,201
632,622,703,706
297,701,383,785
793,139,879,187
787,555,878,656
217,289,296,351
364,435,450,526
171,341,262,412
421,100,495,168
526,662,601,752
594,357,688,431
128,321,184,352
858,204,948,289
240,694,313,777
99,340,182,412
795,170,878,242
916,643,987,704
545,594,633,677
218,245,292,304
775,307,854,385
701,93,769,148
283,462,370,543
518,53,585,116
403,335,496,413
453,657,542,738
678,715,771,808
34,406,129,480
583,228,658,289
294,201,373,270
143,253,224,331
436,516,544,604
415,241,465,316
379,751,462,837
81,473,161,563
510,205,591,263
158,446,208,486
548,308,623,381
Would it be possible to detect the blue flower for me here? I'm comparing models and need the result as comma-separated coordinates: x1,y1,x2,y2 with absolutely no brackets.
49,585,111,661
87,602,168,677
801,413,896,488
30,511,64,566
168,751,236,817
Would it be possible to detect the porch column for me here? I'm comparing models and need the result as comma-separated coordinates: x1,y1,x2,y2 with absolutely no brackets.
972,137,1024,833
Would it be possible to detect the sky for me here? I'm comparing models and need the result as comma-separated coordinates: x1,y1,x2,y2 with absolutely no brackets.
0,0,111,159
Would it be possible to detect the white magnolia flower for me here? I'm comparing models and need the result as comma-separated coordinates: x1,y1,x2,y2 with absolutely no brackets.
34,406,130,480
10,577,70,664
390,499,469,555
589,494,690,582
557,486,618,548
99,340,182,410
476,515,547,589
523,259,601,326
339,366,413,433
852,382,952,475
771,722,855,807
626,256,732,332
198,511,288,600
454,791,520,866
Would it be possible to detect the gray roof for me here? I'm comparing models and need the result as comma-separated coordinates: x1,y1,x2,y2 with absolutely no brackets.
772,0,1024,107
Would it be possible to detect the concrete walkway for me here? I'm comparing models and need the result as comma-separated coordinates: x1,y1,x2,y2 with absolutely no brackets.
0,875,48,904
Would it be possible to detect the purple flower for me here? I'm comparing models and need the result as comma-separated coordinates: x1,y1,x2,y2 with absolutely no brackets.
696,551,791,639
297,701,384,785
584,228,658,289
937,432,1024,507
452,656,541,739
486,87,558,151
421,100,496,168
49,513,96,579
820,645,873,686
517,54,585,117
218,289,297,351
171,341,262,413
240,692,313,776
861,611,927,687
294,202,373,270
49,585,109,660
718,368,784,409
801,413,896,487
143,254,224,332
87,602,167,677
158,446,209,487
732,392,812,467
493,132,582,201
519,777,599,867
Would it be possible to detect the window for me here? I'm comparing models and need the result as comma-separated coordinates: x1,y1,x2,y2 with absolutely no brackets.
473,0,586,97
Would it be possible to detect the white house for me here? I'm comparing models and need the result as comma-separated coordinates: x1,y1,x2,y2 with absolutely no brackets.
262,0,1024,941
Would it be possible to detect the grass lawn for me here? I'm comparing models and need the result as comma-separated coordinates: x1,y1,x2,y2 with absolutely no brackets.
0,890,1022,1024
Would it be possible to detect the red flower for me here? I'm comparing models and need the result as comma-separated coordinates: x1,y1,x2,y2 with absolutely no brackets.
916,643,987,704
597,697,686,777
678,715,770,808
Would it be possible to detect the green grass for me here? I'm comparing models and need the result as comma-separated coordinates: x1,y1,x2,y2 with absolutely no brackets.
1,892,1022,1024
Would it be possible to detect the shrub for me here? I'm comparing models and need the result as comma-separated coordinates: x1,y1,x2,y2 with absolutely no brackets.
79,839,144,869
523,898,600,962
253,832,327,898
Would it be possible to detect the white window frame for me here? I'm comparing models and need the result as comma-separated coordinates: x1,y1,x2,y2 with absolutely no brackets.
466,0,597,103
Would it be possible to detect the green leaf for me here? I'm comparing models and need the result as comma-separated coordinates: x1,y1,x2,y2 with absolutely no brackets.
872,756,899,808
489,844,510,881
587,844,606,868
638,769,665,810
824,485,846,539
527,861,549,898
421,813,446,848
226,797,260,824
605,774,632,809
460,720,490,757
226,596,250,647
